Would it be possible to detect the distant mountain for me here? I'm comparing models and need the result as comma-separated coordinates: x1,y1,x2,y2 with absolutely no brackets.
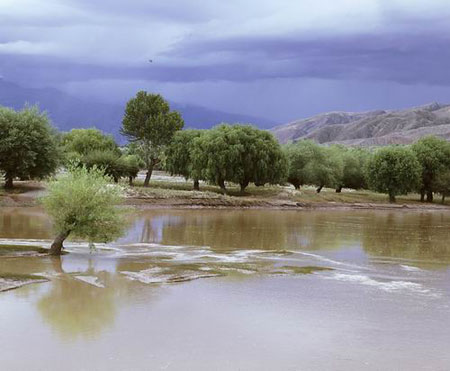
0,79,274,141
272,103,450,146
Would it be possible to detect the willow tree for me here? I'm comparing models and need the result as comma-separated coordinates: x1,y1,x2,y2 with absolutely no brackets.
366,146,421,203
191,124,287,192
62,128,119,157
41,167,126,255
0,106,60,189
165,129,204,190
121,92,184,186
411,136,450,202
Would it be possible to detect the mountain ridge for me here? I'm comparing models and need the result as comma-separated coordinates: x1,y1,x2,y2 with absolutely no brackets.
272,103,450,146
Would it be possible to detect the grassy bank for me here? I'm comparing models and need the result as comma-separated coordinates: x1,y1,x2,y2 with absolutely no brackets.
1,171,450,209
126,171,450,209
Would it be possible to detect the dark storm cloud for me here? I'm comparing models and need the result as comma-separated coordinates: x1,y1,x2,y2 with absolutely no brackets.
2,0,450,121
165,31,450,85
3,31,450,87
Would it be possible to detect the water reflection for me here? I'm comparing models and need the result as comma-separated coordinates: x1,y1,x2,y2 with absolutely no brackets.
36,256,130,340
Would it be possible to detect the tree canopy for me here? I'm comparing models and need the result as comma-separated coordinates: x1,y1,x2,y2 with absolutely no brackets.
411,135,450,202
191,124,287,192
41,166,126,255
121,91,184,186
0,105,60,189
165,129,204,190
366,146,421,202
62,128,119,158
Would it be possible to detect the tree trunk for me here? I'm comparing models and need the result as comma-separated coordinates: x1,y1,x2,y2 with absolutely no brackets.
335,186,342,193
218,179,226,194
143,167,153,187
129,176,133,186
193,179,199,191
49,230,71,256
420,189,425,202
442,194,446,204
240,180,249,193
389,192,396,203
316,185,323,193
113,176,119,183
426,190,433,203
4,175,13,189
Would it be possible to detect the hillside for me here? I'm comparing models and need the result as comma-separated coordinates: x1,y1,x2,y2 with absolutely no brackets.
0,79,274,140
272,103,450,146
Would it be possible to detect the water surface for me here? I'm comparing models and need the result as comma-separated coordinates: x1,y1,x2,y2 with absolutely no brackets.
1,207,449,370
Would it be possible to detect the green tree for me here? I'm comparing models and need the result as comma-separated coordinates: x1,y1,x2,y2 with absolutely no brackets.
335,146,369,192
284,140,317,189
62,128,119,158
191,124,287,192
118,154,144,186
165,129,203,190
41,166,126,255
0,105,60,189
309,145,344,193
366,146,421,202
411,136,450,202
121,92,184,186
433,168,450,204
81,150,123,183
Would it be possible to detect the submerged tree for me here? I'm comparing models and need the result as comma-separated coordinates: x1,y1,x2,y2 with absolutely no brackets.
41,167,126,255
121,92,184,186
0,105,60,189
366,146,421,202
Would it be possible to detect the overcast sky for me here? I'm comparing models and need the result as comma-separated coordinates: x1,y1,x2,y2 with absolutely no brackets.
1,0,450,122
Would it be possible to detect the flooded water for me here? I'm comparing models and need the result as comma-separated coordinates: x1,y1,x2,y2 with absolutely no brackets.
1,207,450,370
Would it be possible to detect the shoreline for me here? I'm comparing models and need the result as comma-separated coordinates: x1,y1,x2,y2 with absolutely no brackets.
2,180,450,212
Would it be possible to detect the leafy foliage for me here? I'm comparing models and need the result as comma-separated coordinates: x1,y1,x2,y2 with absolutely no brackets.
41,166,126,243
0,105,60,188
121,91,184,185
366,146,421,202
191,124,287,191
411,136,450,201
165,129,203,188
62,128,119,157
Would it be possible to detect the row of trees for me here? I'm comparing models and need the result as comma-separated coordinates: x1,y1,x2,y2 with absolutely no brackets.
284,136,450,203
1,93,450,203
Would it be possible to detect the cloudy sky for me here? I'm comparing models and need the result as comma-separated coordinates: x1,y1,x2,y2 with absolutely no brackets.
1,0,450,122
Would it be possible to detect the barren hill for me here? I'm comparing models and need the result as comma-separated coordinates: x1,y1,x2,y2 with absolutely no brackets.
272,103,450,146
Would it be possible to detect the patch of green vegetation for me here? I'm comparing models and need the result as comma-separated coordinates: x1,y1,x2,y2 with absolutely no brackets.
273,265,333,275
0,272,47,280
0,244,47,254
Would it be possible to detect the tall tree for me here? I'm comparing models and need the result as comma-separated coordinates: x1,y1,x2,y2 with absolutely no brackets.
121,92,184,186
411,136,450,202
41,166,126,255
0,105,60,189
366,146,421,202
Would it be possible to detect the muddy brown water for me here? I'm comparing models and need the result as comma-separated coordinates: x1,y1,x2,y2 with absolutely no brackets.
1,207,450,370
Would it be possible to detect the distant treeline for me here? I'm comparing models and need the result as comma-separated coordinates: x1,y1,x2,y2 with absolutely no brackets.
1,92,450,203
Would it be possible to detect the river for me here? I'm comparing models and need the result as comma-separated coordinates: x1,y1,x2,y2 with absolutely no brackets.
1,207,449,370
